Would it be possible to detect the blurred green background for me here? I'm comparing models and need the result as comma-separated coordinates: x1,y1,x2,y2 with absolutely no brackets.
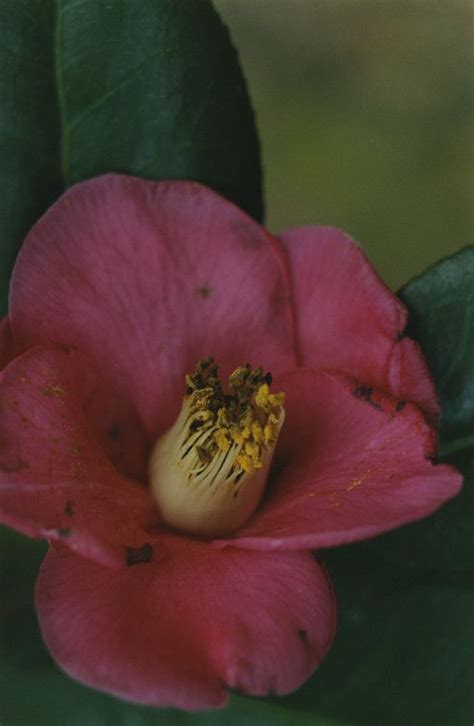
216,0,473,289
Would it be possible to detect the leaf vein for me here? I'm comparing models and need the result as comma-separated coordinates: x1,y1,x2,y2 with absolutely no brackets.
67,50,166,135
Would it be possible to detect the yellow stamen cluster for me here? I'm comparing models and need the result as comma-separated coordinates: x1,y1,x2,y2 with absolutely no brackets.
183,358,285,482
149,357,286,537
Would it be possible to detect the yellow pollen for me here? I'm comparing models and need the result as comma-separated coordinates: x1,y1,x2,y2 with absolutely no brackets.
255,383,286,411
244,440,258,457
236,453,253,473
264,423,275,444
269,391,285,407
229,427,243,445
255,383,270,408
149,357,286,537
241,425,251,440
214,428,231,452
251,421,263,443
182,358,285,477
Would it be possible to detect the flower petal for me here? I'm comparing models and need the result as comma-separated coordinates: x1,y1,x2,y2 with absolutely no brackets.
0,346,155,566
10,175,296,438
280,226,438,419
0,316,16,370
36,536,336,709
219,368,462,551
386,336,439,421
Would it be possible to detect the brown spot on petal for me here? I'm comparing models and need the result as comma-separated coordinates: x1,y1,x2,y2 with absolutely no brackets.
352,385,382,411
60,344,76,355
197,286,212,299
126,543,153,566
64,500,74,517
57,528,72,538
297,629,311,654
108,424,121,441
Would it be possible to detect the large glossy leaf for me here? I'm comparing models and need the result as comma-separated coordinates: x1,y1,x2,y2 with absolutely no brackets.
269,248,474,724
0,0,262,315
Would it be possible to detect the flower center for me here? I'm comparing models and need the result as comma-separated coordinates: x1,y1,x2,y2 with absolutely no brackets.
149,358,285,537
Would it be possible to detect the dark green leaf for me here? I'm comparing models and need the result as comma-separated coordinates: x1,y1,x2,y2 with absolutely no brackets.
57,0,262,219
0,0,62,315
0,0,262,316
400,246,474,456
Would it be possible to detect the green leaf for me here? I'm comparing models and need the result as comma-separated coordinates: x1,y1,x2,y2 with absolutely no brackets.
0,1,62,316
266,248,474,724
400,246,474,456
0,0,262,315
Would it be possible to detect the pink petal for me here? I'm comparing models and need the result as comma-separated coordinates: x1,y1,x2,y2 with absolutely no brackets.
0,316,16,370
280,226,438,419
10,175,296,439
218,368,462,552
386,336,439,421
0,346,155,567
36,535,336,709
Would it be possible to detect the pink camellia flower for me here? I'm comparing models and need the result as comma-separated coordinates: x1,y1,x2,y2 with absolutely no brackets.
0,175,462,710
